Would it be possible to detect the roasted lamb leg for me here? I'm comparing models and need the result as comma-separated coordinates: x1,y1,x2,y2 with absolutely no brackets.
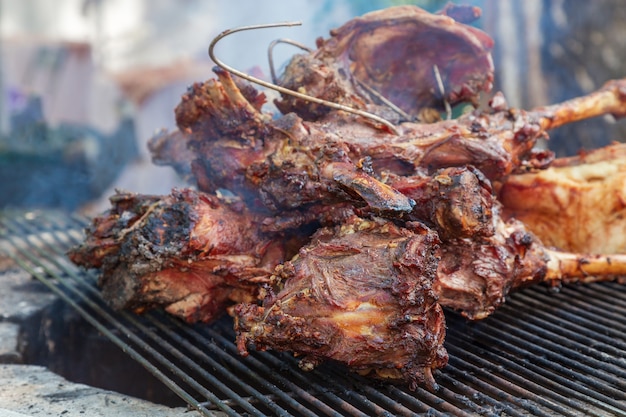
157,68,626,219
435,202,626,320
499,142,626,254
171,68,414,215
68,165,498,321
235,210,626,390
234,216,448,390
386,165,495,240
68,188,294,323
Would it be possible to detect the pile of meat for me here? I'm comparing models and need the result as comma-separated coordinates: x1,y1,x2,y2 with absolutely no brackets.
69,5,626,390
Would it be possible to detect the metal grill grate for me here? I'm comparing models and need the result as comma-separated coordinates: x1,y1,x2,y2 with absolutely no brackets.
1,210,626,417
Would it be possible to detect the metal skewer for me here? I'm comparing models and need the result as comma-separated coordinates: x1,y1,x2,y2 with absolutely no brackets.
208,22,399,134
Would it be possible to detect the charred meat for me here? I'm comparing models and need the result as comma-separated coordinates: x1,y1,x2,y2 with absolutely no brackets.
235,216,447,390
69,189,293,323
275,5,494,122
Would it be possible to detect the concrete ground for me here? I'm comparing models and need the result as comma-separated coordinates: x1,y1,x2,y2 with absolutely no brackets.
0,364,207,417
0,259,221,417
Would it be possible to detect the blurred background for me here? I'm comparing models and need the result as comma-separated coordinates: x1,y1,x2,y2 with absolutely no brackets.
1,0,625,213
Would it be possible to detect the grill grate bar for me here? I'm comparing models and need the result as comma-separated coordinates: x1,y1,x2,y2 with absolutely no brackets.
1,232,226,416
435,364,531,417
507,292,626,361
214,327,385,417
575,281,626,309
447,318,626,417
382,386,468,417
170,320,348,417
3,210,626,416
522,286,626,334
488,312,626,395
503,297,626,378
143,315,307,417
1,214,249,417
444,338,588,417
203,321,372,417
206,318,430,417
557,285,626,322
120,313,289,416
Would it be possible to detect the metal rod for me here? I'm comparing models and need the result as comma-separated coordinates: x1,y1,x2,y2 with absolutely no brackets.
447,319,626,416
433,65,452,120
354,78,413,121
0,220,241,417
492,309,626,386
208,22,400,134
267,38,312,84
203,323,371,417
507,292,626,360
444,342,581,417
144,315,296,417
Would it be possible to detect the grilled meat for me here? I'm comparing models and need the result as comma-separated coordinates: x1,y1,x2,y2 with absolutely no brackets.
68,5,626,390
386,165,495,240
171,68,414,215
234,216,447,390
160,68,626,219
68,188,294,323
68,166,499,323
274,5,494,122
499,142,626,254
234,205,626,388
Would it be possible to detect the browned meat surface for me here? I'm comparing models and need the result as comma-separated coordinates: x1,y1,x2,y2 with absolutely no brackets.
234,216,447,390
275,5,494,122
386,166,495,240
68,189,292,323
434,211,549,320
173,68,415,215
160,68,626,220
499,143,626,254
68,5,626,390
234,205,626,387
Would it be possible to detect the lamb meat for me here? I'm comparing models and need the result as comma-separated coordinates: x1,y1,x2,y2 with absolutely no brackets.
68,165,498,323
385,165,495,240
234,215,448,390
499,142,626,254
162,68,626,220
172,68,415,216
435,195,626,319
274,5,494,122
68,5,626,391
68,188,297,323
234,207,626,389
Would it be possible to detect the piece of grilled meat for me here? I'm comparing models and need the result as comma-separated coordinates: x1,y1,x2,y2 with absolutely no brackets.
68,188,294,323
234,216,447,390
68,165,497,323
274,5,494,123
157,68,626,219
234,205,626,389
499,142,626,254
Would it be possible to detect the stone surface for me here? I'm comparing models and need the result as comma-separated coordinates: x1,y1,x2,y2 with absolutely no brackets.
0,365,213,417
0,322,21,363
0,409,33,417
0,268,57,322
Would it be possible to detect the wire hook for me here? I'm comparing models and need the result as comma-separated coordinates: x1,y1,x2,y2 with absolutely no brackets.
267,38,312,84
208,22,399,134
